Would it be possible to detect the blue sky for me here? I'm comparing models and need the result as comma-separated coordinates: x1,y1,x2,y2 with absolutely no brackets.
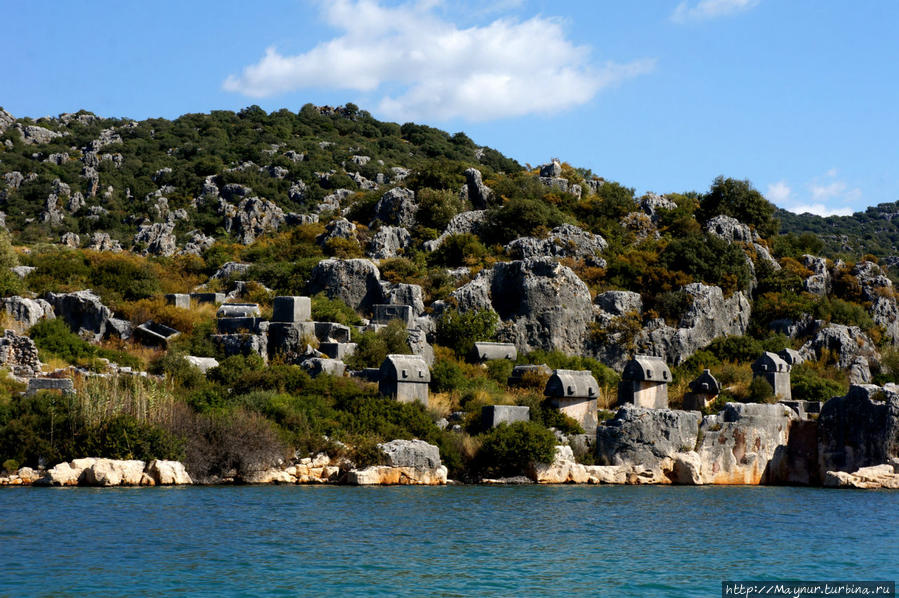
6,0,898,216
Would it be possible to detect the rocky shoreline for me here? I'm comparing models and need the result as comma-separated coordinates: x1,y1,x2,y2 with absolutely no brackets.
5,385,899,490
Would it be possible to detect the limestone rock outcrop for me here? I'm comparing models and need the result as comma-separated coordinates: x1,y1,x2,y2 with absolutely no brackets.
817,384,899,478
505,224,607,265
307,258,384,312
373,187,417,228
347,439,448,485
43,290,116,341
1,296,54,330
134,221,177,256
633,283,751,365
367,226,411,260
450,257,593,355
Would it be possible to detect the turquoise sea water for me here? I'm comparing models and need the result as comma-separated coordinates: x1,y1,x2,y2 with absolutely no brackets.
1,485,897,597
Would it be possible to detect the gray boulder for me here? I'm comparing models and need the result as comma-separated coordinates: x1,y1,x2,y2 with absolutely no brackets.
638,193,677,222
596,405,701,468
134,221,177,257
539,159,562,178
704,215,756,244
367,226,411,260
633,283,751,365
423,210,487,251
378,439,442,469
1,296,54,330
223,197,286,244
852,261,899,345
595,291,642,318
306,258,384,312
180,230,215,256
318,218,358,246
211,261,251,281
60,232,80,248
450,256,593,355
18,124,63,145
818,385,899,478
211,333,268,361
0,108,14,133
506,224,607,265
43,290,115,341
461,168,493,209
373,187,417,228
87,232,123,253
799,321,880,378
380,282,426,316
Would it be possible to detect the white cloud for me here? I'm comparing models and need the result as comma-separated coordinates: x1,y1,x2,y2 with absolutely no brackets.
785,203,853,218
766,180,791,205
671,0,760,23
810,180,862,203
223,0,655,122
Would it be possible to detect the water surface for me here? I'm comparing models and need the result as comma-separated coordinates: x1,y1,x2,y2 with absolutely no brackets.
1,485,896,596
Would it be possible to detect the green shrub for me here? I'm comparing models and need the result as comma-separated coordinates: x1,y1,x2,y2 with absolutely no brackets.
310,293,362,325
430,356,469,393
790,364,847,403
345,319,411,369
436,308,498,358
2,458,19,474
28,319,141,370
747,376,776,403
475,421,556,478
485,359,514,386
428,233,488,267
84,415,183,461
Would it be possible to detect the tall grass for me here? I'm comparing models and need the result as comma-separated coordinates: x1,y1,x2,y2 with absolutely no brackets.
74,374,177,428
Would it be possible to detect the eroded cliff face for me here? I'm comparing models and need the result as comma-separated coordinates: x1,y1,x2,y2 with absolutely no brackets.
590,403,800,485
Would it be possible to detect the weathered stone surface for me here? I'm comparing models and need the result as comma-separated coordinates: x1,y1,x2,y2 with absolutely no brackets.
380,282,425,316
44,462,81,486
44,290,114,341
1,296,54,330
87,232,123,253
211,333,268,361
697,403,796,484
374,187,417,227
379,439,441,469
799,321,879,381
134,221,177,256
817,384,899,478
639,193,677,222
180,230,216,256
18,124,63,145
461,168,493,209
595,291,642,319
852,260,899,345
211,261,251,281
82,459,146,486
0,330,42,377
482,405,530,428
822,464,899,489
346,465,448,485
60,232,80,248
705,214,756,243
423,210,487,251
223,197,286,244
185,356,219,373
306,258,384,312
147,460,193,485
801,255,830,296
451,257,593,355
539,159,562,178
505,224,607,264
596,405,701,470
318,218,358,246
633,283,751,365
367,226,411,260
0,108,14,133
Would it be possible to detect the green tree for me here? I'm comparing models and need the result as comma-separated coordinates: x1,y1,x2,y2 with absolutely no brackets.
698,176,778,238
475,421,556,478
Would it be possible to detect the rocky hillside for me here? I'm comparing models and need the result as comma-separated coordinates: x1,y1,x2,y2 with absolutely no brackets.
2,103,899,481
